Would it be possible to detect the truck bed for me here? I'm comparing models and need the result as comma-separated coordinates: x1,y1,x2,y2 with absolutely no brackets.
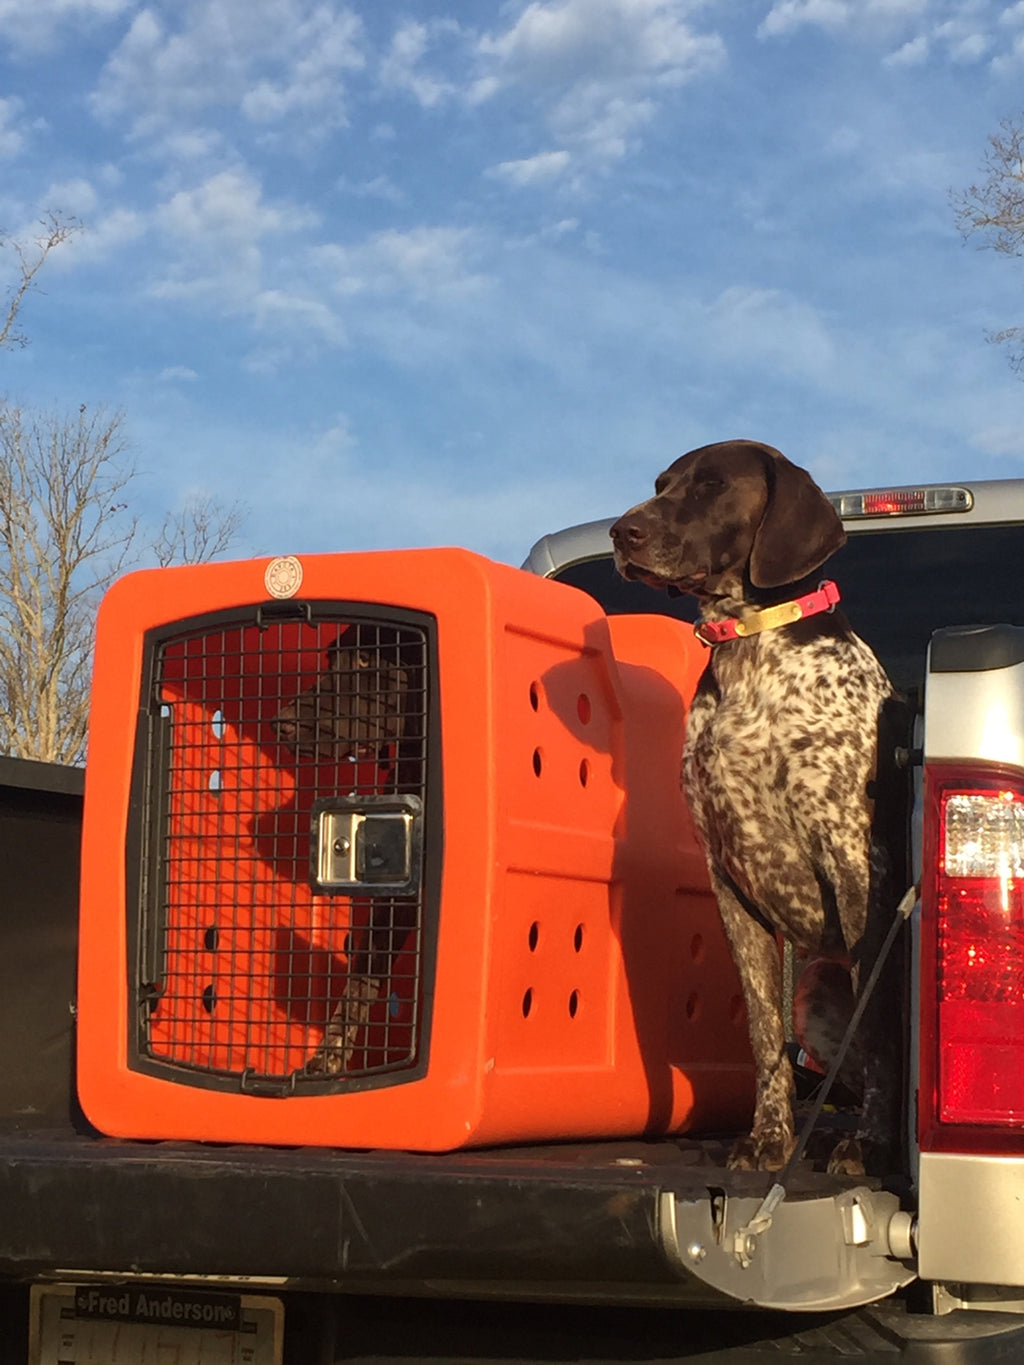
0,756,895,1305
4,759,1024,1360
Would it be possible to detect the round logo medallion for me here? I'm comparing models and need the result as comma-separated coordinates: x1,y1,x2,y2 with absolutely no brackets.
264,556,303,599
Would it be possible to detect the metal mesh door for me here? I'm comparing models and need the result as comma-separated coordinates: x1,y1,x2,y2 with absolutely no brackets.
131,608,434,1093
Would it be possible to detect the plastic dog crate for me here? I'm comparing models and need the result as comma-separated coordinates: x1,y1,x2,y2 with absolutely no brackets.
77,548,754,1150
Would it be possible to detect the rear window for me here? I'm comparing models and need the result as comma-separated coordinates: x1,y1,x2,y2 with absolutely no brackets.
552,525,1024,695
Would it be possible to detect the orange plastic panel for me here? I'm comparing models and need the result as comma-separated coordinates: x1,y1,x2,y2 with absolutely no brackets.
77,549,753,1149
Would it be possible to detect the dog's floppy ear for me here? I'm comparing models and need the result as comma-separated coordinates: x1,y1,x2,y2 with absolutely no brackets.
748,447,846,589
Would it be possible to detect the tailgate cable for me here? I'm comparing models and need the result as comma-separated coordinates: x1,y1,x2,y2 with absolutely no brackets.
731,882,919,1268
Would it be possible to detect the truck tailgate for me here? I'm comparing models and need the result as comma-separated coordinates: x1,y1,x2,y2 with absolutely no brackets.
0,1132,912,1313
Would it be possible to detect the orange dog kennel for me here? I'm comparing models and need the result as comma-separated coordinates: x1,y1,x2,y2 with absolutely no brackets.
76,548,754,1149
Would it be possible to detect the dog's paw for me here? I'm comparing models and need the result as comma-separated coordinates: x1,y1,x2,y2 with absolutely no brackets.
826,1136,865,1176
727,1129,795,1172
305,1045,347,1076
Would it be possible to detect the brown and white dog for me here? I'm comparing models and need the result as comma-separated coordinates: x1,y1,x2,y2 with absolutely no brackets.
271,641,409,762
611,439,906,1174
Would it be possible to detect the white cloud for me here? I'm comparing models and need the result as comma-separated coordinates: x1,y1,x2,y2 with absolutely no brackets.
4,179,145,271
379,18,462,107
705,285,838,385
336,173,404,203
761,0,864,35
471,0,724,170
310,413,358,457
477,0,721,81
487,150,571,186
759,0,1006,66
760,0,930,36
40,177,99,215
157,168,315,242
883,33,929,63
970,424,1024,458
0,96,25,158
150,168,321,321
541,217,580,239
933,16,989,62
159,365,199,382
0,0,130,53
54,205,145,266
313,226,488,300
251,289,345,343
91,0,365,136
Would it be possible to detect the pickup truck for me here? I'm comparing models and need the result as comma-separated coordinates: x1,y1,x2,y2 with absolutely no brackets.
2,473,1024,1363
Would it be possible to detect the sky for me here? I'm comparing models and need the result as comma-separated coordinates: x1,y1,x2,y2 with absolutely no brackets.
2,0,1024,569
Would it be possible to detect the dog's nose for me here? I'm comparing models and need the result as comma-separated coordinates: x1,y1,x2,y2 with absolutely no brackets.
610,515,648,550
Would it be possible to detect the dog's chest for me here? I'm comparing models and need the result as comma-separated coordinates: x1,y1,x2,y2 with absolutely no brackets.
682,631,890,846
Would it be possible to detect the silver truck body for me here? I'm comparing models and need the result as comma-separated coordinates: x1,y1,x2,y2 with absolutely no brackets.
523,476,1024,1313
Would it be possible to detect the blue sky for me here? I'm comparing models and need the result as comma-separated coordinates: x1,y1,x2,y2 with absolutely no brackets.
2,0,1024,567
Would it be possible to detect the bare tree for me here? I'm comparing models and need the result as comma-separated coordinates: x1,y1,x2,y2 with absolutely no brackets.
0,405,245,765
0,405,135,764
952,118,1024,372
0,213,81,353
154,493,247,567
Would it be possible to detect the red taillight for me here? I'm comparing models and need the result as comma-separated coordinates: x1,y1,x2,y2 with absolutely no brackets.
921,768,1024,1150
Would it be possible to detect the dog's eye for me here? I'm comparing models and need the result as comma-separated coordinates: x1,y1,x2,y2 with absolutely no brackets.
695,476,724,494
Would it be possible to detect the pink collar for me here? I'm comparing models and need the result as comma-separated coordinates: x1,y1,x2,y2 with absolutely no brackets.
694,580,841,646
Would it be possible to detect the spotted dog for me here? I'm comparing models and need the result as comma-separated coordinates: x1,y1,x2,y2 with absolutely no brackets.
611,439,905,1174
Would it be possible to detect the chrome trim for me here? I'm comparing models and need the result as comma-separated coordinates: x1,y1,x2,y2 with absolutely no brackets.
659,1185,915,1312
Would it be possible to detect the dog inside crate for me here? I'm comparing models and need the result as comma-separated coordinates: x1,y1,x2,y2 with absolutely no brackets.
143,617,427,1086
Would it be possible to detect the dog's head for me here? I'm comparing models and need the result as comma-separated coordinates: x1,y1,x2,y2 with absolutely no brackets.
609,439,845,601
272,641,409,760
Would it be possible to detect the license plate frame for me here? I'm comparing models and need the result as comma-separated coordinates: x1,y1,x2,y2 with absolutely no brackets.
28,1281,284,1364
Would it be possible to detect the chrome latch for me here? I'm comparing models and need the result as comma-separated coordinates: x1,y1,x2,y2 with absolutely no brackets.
311,795,423,895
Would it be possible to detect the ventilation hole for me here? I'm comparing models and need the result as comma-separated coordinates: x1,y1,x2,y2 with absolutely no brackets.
529,681,540,711
208,769,223,794
211,708,226,739
573,924,584,953
568,989,580,1019
578,757,590,787
690,933,704,962
729,994,745,1025
201,984,217,1014
522,988,534,1018
577,693,592,725
203,926,219,952
686,992,700,1022
528,922,540,952
532,748,543,777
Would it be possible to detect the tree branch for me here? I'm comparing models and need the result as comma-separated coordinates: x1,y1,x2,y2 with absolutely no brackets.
0,212,81,352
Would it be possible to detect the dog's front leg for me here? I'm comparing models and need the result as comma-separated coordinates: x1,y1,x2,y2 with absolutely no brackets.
711,870,795,1171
